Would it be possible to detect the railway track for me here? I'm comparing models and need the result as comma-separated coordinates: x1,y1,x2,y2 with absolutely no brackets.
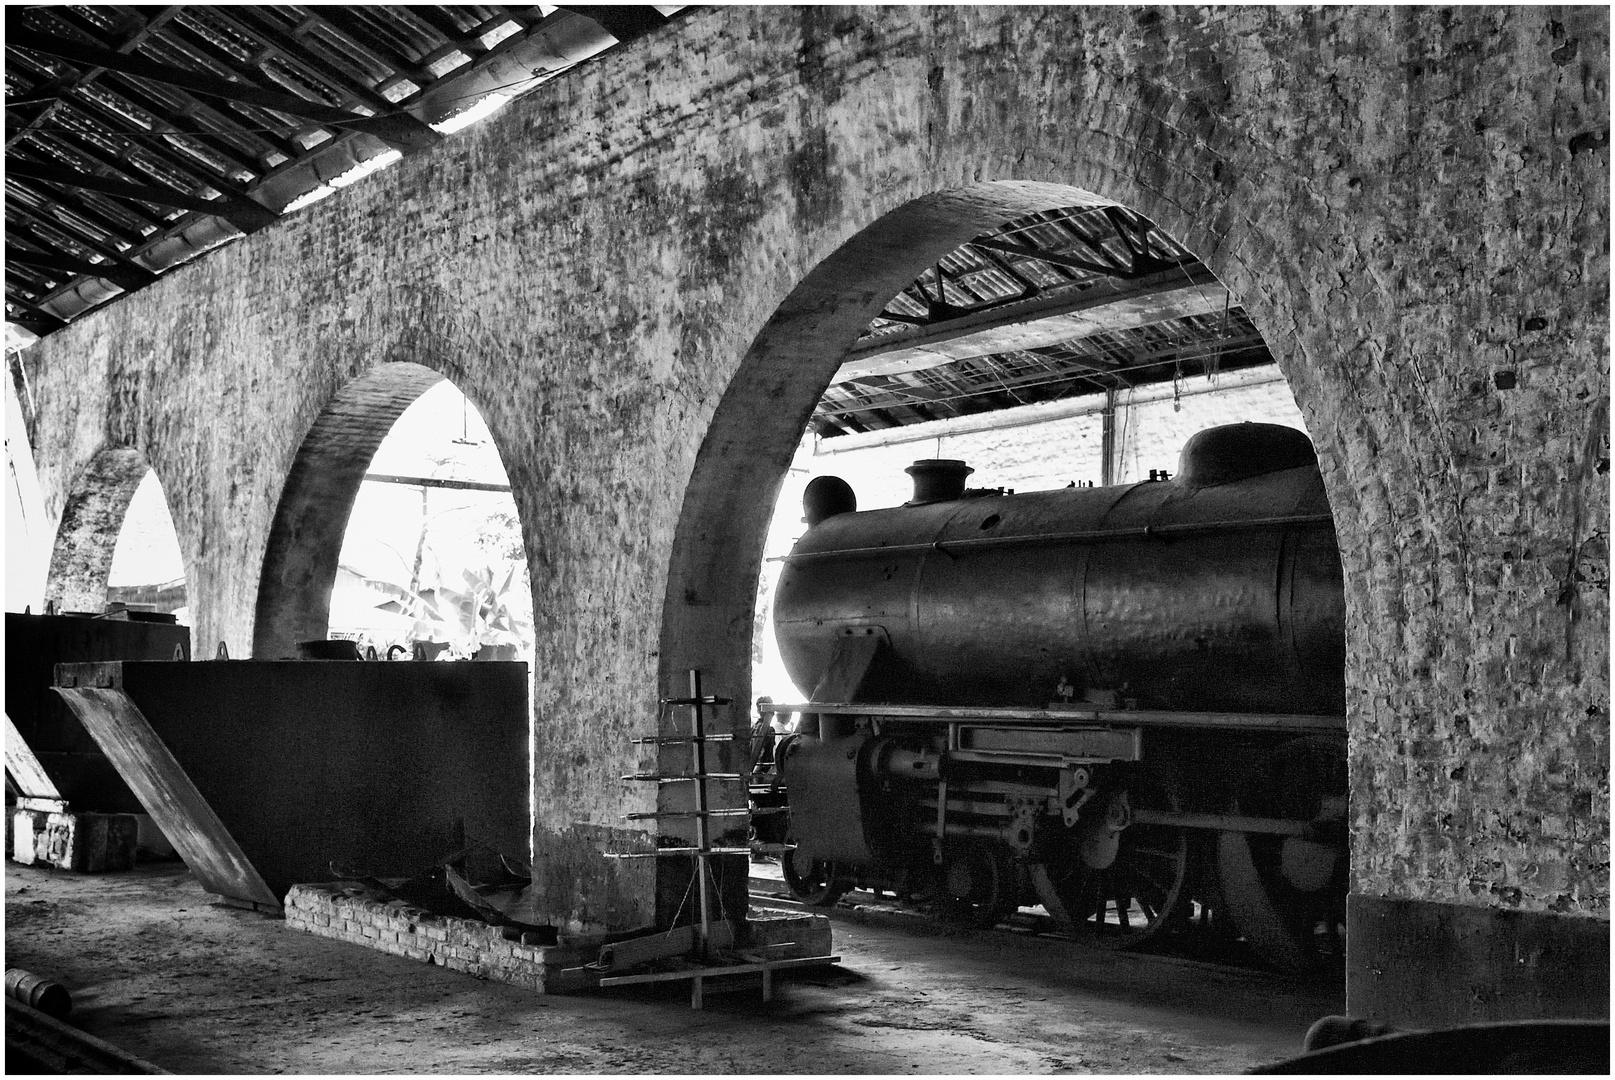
4,998,168,1074
747,874,1336,981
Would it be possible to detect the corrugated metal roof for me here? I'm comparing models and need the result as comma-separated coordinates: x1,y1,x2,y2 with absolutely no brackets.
816,203,1273,437
5,4,687,337
6,12,1274,434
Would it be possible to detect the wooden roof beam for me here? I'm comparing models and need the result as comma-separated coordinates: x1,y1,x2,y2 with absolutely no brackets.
7,25,441,154
7,179,152,252
45,98,264,196
840,266,1229,382
26,130,185,228
3,299,70,337
92,72,303,168
225,13,428,126
559,6,674,44
4,208,120,266
5,99,65,151
7,157,276,232
970,236,1121,278
4,7,182,150
7,245,156,291
299,10,440,88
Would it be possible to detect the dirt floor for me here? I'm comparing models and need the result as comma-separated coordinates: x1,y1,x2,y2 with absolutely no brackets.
5,861,1344,1074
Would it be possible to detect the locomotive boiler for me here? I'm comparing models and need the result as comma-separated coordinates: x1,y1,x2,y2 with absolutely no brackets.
759,422,1349,974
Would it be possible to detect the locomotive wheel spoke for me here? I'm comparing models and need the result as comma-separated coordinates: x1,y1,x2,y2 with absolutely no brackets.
1114,894,1132,928
1050,767,1191,949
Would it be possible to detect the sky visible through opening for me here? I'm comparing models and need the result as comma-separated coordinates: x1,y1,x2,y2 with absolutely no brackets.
108,381,533,661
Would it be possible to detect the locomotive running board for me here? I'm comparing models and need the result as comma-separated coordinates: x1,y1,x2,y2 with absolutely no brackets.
758,701,1343,735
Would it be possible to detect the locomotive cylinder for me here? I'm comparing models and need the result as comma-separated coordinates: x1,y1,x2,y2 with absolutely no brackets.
774,423,1345,716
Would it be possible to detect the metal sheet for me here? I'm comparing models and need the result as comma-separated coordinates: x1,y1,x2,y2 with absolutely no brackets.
778,735,875,864
4,613,191,813
54,685,278,909
53,659,529,901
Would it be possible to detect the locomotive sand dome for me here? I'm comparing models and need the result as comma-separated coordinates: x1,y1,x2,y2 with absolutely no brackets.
763,422,1349,974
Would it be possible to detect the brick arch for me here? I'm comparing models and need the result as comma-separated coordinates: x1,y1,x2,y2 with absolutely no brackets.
45,445,166,614
656,175,1341,715
648,180,1334,923
251,362,446,659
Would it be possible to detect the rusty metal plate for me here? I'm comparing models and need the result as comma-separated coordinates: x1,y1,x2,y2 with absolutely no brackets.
54,685,279,909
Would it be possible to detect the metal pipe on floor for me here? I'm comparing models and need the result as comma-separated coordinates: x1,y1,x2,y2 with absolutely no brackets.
4,968,70,1017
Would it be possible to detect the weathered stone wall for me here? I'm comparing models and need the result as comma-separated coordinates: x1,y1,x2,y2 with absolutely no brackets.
22,6,1608,938
43,446,150,614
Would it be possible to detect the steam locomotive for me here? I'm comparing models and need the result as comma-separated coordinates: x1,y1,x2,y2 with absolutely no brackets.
756,422,1348,974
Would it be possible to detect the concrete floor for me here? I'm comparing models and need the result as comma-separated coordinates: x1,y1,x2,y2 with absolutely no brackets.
5,862,1343,1074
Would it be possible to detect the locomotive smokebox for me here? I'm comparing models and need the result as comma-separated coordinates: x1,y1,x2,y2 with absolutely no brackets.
904,459,973,504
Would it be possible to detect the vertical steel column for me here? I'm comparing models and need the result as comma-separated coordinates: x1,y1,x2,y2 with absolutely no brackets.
1101,388,1119,487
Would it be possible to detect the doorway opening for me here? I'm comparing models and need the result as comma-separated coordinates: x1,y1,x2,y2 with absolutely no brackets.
330,380,533,664
104,470,189,623
664,185,1345,978
44,446,187,624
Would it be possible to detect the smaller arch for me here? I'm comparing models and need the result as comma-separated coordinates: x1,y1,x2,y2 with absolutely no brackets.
45,446,154,613
253,362,446,659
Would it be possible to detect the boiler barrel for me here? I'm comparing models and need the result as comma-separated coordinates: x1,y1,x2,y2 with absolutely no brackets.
774,436,1345,716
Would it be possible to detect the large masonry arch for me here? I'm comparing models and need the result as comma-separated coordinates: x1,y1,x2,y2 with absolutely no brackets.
252,362,446,660
13,6,1605,1017
44,445,175,616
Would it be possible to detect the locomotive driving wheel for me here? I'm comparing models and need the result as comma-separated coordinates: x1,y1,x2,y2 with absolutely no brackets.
1035,764,1190,948
781,830,847,907
1215,735,1348,975
935,843,1018,927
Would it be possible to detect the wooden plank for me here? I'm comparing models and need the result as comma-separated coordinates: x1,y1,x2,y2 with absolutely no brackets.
596,954,841,987
595,920,737,971
4,713,62,801
362,473,512,493
52,686,279,909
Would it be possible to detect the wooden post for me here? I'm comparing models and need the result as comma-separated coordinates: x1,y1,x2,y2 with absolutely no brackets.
689,669,712,958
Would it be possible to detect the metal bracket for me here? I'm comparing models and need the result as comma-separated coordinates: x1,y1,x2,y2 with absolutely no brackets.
1057,766,1094,827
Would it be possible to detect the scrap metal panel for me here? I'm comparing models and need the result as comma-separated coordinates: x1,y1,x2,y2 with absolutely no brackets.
54,683,277,908
53,660,529,904
5,612,191,812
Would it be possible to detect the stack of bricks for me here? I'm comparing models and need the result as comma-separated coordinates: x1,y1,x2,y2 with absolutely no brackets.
284,881,835,997
283,883,596,993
